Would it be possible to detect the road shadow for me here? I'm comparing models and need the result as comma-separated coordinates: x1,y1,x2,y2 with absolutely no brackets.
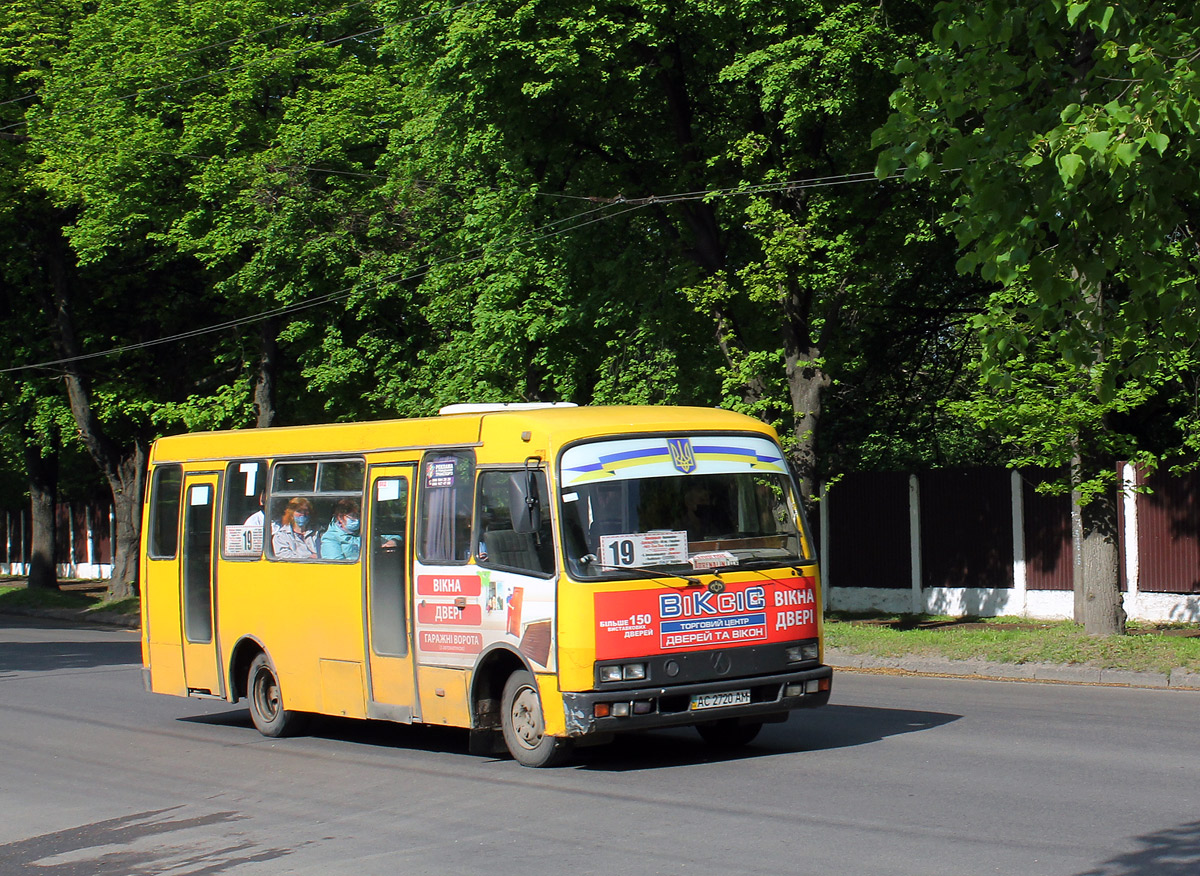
1077,820,1200,876
574,703,960,771
0,638,141,674
177,708,480,756
177,709,255,729
178,702,958,772
0,806,291,874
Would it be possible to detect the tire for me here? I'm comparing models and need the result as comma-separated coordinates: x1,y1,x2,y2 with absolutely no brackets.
696,718,762,749
247,653,309,738
500,670,572,767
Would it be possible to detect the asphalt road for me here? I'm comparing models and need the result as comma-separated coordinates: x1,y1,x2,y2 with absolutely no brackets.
1,618,1197,876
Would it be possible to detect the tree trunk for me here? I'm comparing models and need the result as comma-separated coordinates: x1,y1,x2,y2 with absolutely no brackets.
252,318,278,428
42,220,147,601
23,441,58,591
782,279,831,512
105,444,146,600
1077,502,1124,635
785,353,829,512
1070,446,1126,635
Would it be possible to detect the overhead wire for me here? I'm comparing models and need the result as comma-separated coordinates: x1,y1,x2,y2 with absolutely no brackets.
0,1,904,375
1,169,897,375
0,198,644,374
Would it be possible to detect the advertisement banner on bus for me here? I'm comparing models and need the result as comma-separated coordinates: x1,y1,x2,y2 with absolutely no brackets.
593,577,817,660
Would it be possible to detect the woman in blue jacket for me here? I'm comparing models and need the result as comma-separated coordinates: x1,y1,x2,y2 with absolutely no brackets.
321,498,361,560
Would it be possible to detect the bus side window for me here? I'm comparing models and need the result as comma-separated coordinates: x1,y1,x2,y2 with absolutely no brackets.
370,477,408,656
222,460,266,559
417,451,474,564
147,464,183,559
475,470,554,577
268,459,364,562
315,461,365,562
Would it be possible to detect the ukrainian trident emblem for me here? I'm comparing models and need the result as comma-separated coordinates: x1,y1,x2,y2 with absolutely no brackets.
667,438,697,474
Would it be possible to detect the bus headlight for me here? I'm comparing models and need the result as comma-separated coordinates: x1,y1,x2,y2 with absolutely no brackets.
599,662,648,683
785,642,820,663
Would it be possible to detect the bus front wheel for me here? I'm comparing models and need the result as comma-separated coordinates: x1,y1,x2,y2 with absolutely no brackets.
247,653,309,738
501,670,571,768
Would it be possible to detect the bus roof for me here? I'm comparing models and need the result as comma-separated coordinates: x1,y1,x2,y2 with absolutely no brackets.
148,405,779,465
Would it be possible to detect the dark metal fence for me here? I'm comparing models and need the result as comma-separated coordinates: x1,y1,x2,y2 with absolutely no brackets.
1020,470,1073,592
920,468,1014,590
827,466,1200,596
825,471,910,590
1134,469,1200,594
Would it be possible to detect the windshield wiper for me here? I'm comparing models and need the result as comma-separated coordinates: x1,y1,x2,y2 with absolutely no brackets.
578,553,723,591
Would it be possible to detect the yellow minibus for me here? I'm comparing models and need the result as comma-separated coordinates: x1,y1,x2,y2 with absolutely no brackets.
140,404,831,766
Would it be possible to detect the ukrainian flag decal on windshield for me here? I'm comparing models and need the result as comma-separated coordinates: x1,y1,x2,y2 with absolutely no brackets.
560,435,787,484
667,438,697,473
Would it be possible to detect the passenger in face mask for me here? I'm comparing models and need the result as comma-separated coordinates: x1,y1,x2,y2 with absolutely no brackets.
321,498,362,560
272,497,319,559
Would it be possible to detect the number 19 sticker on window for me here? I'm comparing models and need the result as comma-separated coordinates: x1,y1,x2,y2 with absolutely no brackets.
599,531,688,568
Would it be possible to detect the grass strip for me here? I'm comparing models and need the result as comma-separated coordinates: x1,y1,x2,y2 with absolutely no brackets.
825,613,1200,675
0,581,135,618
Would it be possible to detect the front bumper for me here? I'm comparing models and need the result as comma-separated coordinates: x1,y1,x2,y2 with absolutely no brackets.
561,664,832,737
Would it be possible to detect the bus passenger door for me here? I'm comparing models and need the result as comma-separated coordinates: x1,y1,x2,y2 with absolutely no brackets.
364,466,417,720
180,473,224,697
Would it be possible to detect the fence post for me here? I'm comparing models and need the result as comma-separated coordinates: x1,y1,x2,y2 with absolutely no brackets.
67,502,76,579
1011,470,1028,616
1122,463,1139,613
909,473,922,614
87,503,96,572
819,481,830,612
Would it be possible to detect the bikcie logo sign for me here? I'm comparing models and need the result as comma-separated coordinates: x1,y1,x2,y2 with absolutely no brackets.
659,586,767,618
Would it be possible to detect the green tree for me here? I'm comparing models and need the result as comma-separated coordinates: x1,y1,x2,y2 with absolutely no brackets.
879,0,1200,633
7,0,236,596
29,0,414,426
382,0,981,502
5,0,995,604
20,0,427,593
0,0,90,590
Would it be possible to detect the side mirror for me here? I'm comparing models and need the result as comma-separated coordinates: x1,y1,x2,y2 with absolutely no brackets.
509,459,542,534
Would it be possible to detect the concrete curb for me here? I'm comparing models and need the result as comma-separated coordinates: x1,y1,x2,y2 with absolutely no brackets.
0,606,138,630
826,647,1200,691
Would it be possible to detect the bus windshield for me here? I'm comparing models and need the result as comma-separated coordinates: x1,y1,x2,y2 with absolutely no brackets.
558,435,810,579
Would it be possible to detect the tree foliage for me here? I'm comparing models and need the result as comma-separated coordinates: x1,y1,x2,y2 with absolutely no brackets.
880,0,1200,485
378,0,983,501
3,0,999,592
878,0,1200,633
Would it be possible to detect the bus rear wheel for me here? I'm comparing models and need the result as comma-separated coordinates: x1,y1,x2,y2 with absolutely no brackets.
247,653,309,738
696,718,762,749
501,670,571,768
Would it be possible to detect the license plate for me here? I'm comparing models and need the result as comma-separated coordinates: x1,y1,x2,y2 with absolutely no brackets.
689,689,751,711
